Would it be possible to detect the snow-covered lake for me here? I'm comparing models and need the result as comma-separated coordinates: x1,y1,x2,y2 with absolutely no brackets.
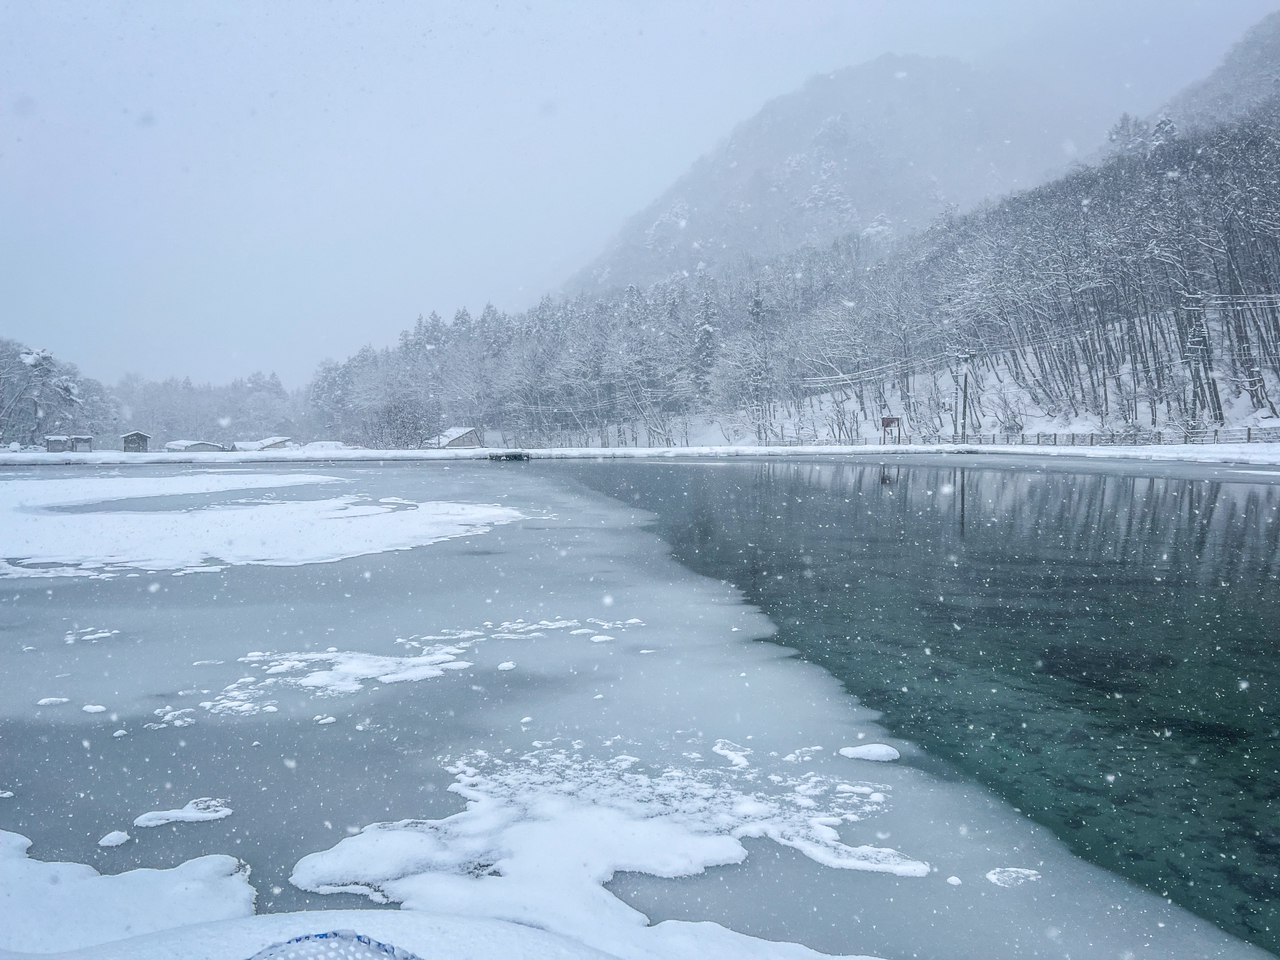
1,460,1275,960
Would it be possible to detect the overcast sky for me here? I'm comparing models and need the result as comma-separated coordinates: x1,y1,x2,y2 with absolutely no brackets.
3,0,1278,387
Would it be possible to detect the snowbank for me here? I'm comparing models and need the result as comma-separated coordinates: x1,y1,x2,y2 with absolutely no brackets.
0,831,254,953
0,909,843,960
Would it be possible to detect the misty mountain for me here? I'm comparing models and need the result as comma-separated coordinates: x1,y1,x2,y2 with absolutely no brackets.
567,53,1095,294
1160,10,1280,131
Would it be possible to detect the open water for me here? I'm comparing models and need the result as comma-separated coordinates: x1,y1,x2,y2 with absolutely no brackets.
561,455,1280,952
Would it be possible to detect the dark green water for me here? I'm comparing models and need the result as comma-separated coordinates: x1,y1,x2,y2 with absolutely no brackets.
553,456,1280,953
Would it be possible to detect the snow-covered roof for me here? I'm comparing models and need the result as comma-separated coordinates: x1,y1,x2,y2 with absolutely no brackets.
164,440,224,451
44,435,69,442
432,427,481,447
120,431,151,439
232,437,291,451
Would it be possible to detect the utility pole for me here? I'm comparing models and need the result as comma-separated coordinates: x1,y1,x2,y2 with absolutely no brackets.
955,351,973,444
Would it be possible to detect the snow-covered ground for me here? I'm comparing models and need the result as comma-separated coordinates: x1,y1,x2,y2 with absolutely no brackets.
0,465,1272,959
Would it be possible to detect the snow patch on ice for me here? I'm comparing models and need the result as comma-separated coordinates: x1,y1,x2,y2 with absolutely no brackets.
985,867,1041,887
145,705,196,729
0,473,522,578
134,797,233,828
712,738,752,768
196,618,645,721
0,829,254,953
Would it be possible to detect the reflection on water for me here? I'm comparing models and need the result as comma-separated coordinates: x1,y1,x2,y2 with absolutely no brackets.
561,458,1280,952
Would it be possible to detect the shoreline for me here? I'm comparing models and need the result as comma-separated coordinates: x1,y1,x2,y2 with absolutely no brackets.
5,441,1280,468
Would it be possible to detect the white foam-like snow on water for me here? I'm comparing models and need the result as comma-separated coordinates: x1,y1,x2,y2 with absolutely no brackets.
839,744,900,762
0,830,254,953
134,797,234,828
0,473,522,578
291,746,920,959
36,697,69,706
193,618,642,720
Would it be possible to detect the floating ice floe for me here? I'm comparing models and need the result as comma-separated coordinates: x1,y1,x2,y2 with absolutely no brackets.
985,867,1041,887
134,797,233,828
0,473,523,578
65,626,120,643
839,744,901,762
291,746,924,960
36,697,69,706
82,704,107,713
98,830,130,847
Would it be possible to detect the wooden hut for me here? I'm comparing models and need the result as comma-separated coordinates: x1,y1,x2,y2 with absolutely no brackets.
44,435,69,453
121,431,151,453
69,436,93,452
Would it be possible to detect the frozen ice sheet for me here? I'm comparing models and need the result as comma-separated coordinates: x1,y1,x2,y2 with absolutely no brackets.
1,464,1271,960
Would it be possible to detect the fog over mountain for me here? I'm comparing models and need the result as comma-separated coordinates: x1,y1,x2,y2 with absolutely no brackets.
568,55,1097,293
570,8,1280,297
1160,10,1280,130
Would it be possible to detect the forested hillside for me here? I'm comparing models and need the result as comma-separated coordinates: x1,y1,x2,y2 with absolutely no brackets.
305,95,1280,447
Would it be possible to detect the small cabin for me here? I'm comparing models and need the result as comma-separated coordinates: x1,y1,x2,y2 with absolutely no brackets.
44,435,70,453
69,436,93,452
121,431,150,453
165,440,225,453
431,427,482,449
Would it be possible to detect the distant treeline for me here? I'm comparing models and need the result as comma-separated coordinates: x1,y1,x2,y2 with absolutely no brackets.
6,98,1280,449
